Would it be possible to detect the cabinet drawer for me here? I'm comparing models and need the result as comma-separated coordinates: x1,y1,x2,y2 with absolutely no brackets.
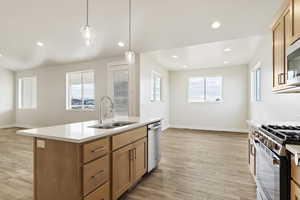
83,137,109,163
84,182,109,200
291,155,300,185
112,126,147,150
83,155,109,196
291,180,300,200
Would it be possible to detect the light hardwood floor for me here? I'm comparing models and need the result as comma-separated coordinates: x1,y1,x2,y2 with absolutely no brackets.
0,128,256,200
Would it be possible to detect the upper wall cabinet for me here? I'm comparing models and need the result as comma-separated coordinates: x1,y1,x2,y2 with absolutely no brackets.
272,1,296,91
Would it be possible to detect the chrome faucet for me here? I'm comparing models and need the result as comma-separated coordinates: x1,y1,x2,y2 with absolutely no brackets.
99,96,114,124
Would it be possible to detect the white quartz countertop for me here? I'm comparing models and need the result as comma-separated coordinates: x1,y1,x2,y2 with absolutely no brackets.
287,144,300,155
17,117,161,143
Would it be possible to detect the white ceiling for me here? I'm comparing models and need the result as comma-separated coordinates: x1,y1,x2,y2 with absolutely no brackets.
145,36,264,70
0,0,283,71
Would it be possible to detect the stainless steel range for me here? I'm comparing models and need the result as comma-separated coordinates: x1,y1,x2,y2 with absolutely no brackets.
254,125,300,200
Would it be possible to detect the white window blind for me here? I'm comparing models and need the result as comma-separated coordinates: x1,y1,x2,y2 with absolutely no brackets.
66,70,95,110
188,77,223,102
188,77,205,102
112,69,129,116
18,77,37,109
251,68,262,102
150,71,162,101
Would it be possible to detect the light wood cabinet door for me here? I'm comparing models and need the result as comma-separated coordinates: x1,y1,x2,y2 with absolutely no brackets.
133,138,148,182
284,5,293,47
112,144,133,200
292,0,300,42
273,18,286,90
291,180,300,200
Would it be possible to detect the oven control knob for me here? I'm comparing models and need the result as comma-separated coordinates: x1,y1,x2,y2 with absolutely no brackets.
267,141,273,148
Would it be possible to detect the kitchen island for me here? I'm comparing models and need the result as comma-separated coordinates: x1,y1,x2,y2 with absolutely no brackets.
18,117,161,200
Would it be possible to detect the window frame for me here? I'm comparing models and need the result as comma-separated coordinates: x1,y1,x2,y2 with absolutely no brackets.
150,71,162,102
66,70,96,111
18,76,37,110
188,76,223,103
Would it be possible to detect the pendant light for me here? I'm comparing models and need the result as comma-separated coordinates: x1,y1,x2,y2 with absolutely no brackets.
81,0,95,46
125,0,135,64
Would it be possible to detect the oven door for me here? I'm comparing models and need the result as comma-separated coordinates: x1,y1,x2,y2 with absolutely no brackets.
287,39,300,86
256,141,280,200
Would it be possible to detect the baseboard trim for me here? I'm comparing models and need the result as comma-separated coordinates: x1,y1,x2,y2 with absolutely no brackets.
0,124,17,129
14,124,37,129
169,125,248,133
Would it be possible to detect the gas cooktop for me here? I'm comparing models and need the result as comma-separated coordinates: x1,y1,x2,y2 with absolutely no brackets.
260,125,300,144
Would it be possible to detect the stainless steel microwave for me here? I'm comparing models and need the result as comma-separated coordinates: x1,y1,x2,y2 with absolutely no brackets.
287,39,300,86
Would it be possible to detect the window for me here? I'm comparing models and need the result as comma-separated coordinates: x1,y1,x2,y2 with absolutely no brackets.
188,77,223,102
66,70,95,110
108,65,130,117
18,77,37,109
251,68,262,102
150,71,162,101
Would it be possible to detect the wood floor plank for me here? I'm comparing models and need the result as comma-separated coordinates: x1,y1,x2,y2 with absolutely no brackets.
0,128,256,200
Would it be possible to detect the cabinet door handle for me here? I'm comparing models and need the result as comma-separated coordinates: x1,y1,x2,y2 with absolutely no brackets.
250,144,255,156
134,148,136,160
91,146,105,153
278,73,285,85
91,170,104,179
130,149,134,160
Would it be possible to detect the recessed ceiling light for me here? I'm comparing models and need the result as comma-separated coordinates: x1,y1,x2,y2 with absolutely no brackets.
211,21,221,29
224,48,232,52
118,42,125,47
183,65,188,68
0,54,2,57
224,61,229,64
36,41,44,47
172,55,178,59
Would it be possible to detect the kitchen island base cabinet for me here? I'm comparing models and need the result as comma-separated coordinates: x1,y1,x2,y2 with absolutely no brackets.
34,139,82,200
112,138,148,200
30,124,151,200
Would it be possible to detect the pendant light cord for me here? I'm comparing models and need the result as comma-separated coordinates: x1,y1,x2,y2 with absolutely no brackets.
86,0,89,26
129,0,132,50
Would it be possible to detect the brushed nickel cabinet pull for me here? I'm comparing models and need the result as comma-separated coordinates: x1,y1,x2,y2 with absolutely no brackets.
130,149,134,160
134,148,136,160
91,146,105,153
91,170,104,179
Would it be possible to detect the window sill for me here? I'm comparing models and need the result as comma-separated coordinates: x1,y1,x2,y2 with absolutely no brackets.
66,109,96,112
188,101,224,104
17,108,37,110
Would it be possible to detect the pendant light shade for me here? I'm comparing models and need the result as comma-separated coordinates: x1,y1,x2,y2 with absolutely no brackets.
125,0,135,64
125,50,135,64
81,0,95,46
81,25,95,46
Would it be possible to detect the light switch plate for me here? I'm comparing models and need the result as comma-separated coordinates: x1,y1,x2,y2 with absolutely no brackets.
36,140,46,149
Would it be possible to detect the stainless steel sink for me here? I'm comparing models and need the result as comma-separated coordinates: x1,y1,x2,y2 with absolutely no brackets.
89,121,136,129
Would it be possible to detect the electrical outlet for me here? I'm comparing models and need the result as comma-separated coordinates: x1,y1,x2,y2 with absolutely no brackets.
36,140,46,149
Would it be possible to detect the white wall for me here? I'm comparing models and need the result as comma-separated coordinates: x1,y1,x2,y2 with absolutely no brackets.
139,54,170,130
248,34,300,122
0,67,15,127
15,56,140,127
170,65,249,132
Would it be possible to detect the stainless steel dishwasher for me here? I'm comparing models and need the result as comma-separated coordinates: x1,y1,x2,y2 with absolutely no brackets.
148,121,162,172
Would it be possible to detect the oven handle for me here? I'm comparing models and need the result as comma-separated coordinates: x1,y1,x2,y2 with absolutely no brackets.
272,156,280,166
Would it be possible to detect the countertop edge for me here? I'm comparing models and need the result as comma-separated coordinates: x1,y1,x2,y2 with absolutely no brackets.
17,118,161,143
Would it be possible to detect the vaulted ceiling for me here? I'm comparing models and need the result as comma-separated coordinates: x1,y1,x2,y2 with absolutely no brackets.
0,0,283,70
